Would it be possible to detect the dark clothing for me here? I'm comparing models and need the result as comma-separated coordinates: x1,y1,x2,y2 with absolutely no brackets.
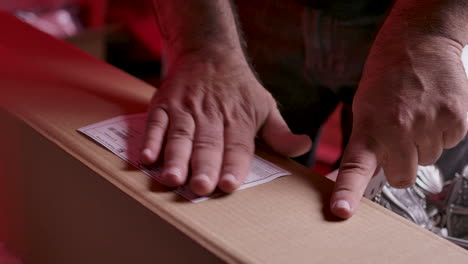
232,0,389,165
235,0,386,138
234,0,468,171
294,0,393,18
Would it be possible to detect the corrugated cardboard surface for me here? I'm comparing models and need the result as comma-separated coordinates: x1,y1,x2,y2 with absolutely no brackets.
0,11,467,263
0,110,223,263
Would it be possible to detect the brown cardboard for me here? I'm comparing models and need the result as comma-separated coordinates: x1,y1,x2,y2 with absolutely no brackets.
66,27,108,60
0,11,467,263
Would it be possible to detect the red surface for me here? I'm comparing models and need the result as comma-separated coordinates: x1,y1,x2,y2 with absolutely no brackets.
313,104,343,175
80,0,107,28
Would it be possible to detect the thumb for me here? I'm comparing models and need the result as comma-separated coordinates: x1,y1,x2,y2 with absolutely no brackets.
259,107,312,157
331,134,380,219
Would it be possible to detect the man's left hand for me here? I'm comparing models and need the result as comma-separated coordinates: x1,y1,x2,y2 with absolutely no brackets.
331,35,468,219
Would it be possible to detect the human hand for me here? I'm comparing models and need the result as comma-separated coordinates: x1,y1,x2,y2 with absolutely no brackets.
140,52,311,196
331,36,468,218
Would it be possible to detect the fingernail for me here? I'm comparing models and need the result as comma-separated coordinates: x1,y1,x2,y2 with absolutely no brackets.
224,173,238,184
162,167,182,185
220,173,239,192
142,148,153,159
195,174,211,185
191,174,212,195
333,200,351,211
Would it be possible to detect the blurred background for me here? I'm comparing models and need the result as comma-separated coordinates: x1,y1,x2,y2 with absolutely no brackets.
0,0,163,81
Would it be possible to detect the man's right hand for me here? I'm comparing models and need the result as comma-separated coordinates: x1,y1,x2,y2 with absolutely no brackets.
140,51,311,196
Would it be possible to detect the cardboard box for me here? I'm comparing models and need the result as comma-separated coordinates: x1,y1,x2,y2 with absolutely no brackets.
0,11,467,263
66,27,108,60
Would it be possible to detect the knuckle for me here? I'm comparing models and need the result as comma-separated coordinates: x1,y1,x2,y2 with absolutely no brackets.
225,140,253,155
427,150,442,165
439,102,465,124
201,97,222,119
419,157,437,166
333,185,356,194
418,153,434,166
168,103,193,121
449,128,467,143
388,178,416,189
167,100,188,114
225,107,254,127
182,96,199,113
416,143,442,166
339,162,373,179
146,118,166,130
193,135,223,150
443,135,460,149
150,91,171,106
148,97,169,112
168,126,193,140
387,110,412,132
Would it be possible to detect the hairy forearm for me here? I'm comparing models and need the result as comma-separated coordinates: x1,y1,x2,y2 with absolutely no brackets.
152,0,244,67
381,0,468,46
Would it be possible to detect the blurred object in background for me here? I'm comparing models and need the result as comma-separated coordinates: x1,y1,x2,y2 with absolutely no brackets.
15,7,82,39
445,167,468,248
1,0,108,59
0,0,76,11
0,0,107,28
374,161,468,249
0,243,22,264
0,0,163,74
373,166,443,233
7,0,166,81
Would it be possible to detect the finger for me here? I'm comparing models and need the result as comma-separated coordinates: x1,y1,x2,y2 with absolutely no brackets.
415,131,443,165
189,116,224,196
218,123,255,193
331,134,380,219
161,109,195,187
383,138,418,189
443,128,467,149
442,114,468,148
141,107,169,164
259,107,312,157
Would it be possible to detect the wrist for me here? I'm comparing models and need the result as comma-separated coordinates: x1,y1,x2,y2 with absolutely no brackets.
164,42,248,73
384,0,468,46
